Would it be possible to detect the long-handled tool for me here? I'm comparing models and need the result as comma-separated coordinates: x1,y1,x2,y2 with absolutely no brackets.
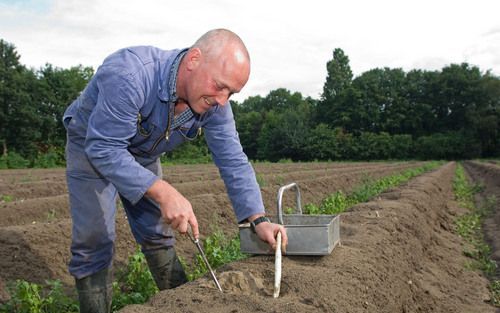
187,231,223,292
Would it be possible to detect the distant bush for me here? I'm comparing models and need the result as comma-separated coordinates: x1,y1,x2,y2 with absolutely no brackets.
0,150,66,169
414,132,482,160
0,152,30,169
161,140,212,165
32,148,65,168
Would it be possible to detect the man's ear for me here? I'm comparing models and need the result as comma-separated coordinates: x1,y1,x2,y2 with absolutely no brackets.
186,48,202,70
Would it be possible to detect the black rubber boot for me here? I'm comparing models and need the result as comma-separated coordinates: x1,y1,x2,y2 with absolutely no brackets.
75,267,113,313
144,247,188,290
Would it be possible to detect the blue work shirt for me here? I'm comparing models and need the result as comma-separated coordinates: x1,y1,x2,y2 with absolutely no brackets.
63,46,264,222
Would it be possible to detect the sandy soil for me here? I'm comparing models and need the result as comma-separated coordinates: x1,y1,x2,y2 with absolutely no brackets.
118,162,497,313
0,161,498,312
0,162,421,287
0,277,8,304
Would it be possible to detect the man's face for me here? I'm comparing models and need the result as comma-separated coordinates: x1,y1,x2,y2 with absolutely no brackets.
183,47,250,114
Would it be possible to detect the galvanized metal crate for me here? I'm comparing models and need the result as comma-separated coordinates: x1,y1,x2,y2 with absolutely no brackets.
239,183,340,255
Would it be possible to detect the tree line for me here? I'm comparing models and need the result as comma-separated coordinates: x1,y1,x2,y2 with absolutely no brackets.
233,49,500,161
1,40,499,167
1,39,93,167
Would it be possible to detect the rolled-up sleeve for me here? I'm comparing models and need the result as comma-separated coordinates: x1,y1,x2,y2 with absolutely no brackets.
84,66,158,204
203,104,265,222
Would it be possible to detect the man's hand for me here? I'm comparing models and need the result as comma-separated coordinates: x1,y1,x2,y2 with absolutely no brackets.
146,179,199,239
249,214,288,252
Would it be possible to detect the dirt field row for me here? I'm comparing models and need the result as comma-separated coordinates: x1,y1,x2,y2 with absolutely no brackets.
118,162,498,313
1,161,498,313
0,162,423,228
0,162,420,201
0,162,423,288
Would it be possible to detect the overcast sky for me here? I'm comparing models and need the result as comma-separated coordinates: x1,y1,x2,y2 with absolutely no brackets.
1,0,499,101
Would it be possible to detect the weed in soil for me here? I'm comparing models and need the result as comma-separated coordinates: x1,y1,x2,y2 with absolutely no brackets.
181,230,248,281
0,280,78,313
46,209,56,222
1,195,14,203
0,230,248,312
111,248,158,312
256,174,267,188
491,280,500,307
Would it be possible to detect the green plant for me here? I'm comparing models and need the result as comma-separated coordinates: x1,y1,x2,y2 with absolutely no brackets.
255,174,266,187
1,195,14,202
304,191,353,215
275,175,285,186
32,150,65,168
490,280,500,307
160,141,212,165
182,230,247,281
1,152,29,169
0,280,78,313
111,248,159,312
0,249,160,313
453,164,483,210
46,209,56,222
0,156,6,169
304,161,442,215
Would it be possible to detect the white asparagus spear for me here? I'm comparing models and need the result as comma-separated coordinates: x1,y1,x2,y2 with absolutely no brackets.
274,231,282,298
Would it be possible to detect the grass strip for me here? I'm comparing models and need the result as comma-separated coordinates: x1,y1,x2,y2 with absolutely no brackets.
303,161,443,215
453,162,499,307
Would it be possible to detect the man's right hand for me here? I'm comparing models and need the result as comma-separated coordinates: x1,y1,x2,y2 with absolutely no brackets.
146,179,200,239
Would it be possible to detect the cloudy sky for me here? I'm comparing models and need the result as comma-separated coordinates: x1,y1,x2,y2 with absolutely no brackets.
1,0,499,101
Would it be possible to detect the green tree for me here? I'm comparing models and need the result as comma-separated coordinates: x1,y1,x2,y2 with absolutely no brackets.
264,88,305,113
0,39,40,157
0,39,93,162
404,69,439,136
231,95,265,114
303,124,341,160
321,48,353,102
36,64,94,149
477,71,500,156
318,48,353,124
256,90,313,161
235,111,265,159
434,63,483,133
330,69,388,133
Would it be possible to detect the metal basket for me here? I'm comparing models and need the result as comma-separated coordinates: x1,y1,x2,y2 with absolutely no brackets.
239,183,340,255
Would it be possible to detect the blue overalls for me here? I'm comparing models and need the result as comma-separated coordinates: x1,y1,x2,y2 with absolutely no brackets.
63,46,264,279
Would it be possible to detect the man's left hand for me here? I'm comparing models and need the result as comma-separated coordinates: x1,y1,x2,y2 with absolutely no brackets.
253,218,288,252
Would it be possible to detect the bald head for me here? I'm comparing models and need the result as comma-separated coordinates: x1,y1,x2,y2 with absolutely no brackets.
191,28,250,65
